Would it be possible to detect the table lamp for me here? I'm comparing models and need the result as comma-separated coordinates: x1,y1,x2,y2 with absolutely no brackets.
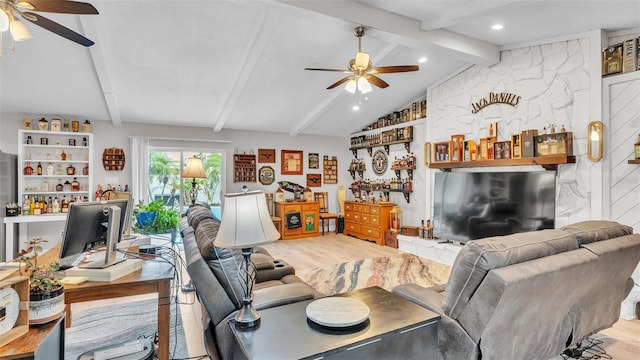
214,189,281,328
181,155,207,205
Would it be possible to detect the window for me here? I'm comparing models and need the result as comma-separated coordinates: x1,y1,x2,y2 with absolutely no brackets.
147,148,223,214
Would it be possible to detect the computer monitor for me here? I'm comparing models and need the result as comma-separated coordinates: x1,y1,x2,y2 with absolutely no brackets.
104,191,135,240
59,199,129,260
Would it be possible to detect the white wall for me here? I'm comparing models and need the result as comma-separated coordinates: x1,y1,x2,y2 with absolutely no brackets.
427,35,596,226
0,115,350,249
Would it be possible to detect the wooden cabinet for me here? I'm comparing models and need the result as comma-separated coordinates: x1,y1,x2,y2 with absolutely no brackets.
344,201,395,245
274,201,320,240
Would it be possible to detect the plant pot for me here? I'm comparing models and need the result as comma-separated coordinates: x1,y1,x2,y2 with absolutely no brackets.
137,212,156,227
29,286,65,324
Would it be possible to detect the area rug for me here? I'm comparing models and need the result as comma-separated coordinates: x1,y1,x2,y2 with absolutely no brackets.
65,298,187,360
296,253,452,296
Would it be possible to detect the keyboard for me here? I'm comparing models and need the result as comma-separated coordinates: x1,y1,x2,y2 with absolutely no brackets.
59,253,86,270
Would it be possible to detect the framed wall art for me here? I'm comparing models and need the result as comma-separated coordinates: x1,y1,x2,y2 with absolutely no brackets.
307,173,321,187
258,149,276,163
258,166,275,185
432,141,450,163
281,150,303,175
308,153,319,169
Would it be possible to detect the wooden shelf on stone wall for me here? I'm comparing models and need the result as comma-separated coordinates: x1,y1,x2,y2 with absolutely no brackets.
629,159,640,164
428,154,576,171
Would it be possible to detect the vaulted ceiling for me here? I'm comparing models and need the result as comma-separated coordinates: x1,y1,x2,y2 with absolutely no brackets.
1,1,639,136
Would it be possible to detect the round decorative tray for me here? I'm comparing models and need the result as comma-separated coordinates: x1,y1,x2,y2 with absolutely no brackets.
305,297,370,328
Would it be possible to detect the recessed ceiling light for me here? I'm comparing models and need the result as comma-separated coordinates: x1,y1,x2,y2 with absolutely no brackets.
491,24,504,30
418,57,428,63
352,105,360,111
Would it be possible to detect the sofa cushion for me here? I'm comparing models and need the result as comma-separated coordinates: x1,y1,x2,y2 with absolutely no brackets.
195,218,221,260
560,220,633,245
188,204,215,229
206,246,245,308
443,229,578,319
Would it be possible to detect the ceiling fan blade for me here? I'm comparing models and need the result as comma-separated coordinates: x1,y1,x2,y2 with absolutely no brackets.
370,65,419,74
305,67,352,73
21,11,95,46
365,75,389,88
326,76,352,89
21,0,99,14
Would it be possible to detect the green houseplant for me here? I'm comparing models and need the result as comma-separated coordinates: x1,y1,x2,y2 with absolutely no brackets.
17,237,65,324
135,199,180,242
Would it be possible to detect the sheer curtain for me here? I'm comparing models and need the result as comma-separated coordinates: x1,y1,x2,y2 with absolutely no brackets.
130,137,149,205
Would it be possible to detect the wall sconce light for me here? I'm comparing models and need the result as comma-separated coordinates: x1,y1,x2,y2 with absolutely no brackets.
587,120,603,162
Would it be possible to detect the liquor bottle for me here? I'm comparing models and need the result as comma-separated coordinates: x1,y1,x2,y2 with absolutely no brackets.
71,177,80,191
60,150,67,161
23,162,34,175
124,184,130,192
33,197,41,215
426,219,434,240
46,197,53,214
66,164,76,175
61,196,68,213
52,197,60,214
29,196,35,215
22,196,30,215
42,178,49,192
64,180,72,192
56,179,63,192
635,134,640,159
39,196,45,214
56,164,63,175
47,162,54,176
419,220,425,239
36,162,42,175
82,164,89,176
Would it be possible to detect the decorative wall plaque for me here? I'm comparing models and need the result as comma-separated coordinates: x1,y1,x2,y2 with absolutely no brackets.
258,149,276,163
371,149,388,175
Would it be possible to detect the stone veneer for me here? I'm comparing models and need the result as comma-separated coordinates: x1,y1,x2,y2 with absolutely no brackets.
428,38,593,226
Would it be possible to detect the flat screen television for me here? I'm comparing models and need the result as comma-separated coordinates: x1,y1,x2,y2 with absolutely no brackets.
432,171,556,243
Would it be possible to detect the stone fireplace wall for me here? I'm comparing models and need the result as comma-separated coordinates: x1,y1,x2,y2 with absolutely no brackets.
427,37,595,227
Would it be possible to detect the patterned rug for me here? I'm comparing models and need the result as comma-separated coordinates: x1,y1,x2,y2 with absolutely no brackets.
296,253,452,296
65,298,187,360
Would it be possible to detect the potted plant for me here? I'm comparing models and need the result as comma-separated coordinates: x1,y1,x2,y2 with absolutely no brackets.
134,199,180,242
17,237,65,324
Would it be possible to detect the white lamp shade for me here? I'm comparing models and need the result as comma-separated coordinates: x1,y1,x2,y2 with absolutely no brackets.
0,11,9,32
10,19,32,41
181,156,207,179
345,78,357,94
354,52,369,69
215,190,280,249
358,77,372,94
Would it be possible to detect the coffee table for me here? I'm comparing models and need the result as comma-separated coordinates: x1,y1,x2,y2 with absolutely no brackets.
230,286,440,359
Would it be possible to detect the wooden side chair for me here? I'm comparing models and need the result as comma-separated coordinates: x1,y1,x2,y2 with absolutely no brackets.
265,193,281,236
314,192,338,235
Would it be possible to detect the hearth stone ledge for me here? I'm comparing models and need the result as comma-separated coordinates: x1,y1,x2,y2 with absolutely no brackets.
397,235,462,266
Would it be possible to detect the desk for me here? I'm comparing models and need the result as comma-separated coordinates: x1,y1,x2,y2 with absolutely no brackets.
231,286,440,359
48,247,174,360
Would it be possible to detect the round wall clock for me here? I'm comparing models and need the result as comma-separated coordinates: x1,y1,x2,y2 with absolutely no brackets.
259,166,275,185
371,149,388,175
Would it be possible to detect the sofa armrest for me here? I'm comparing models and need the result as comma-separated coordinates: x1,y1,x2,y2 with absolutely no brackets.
392,283,446,313
253,282,315,310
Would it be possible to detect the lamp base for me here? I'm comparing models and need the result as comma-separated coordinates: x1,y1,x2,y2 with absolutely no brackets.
235,300,261,329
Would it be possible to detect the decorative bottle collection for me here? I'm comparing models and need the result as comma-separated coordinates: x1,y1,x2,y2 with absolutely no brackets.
391,153,417,169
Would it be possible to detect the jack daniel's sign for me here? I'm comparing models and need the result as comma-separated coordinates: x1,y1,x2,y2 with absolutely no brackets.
471,92,521,114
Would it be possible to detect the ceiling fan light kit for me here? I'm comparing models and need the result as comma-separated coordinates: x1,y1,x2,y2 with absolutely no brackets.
305,26,419,95
0,0,98,56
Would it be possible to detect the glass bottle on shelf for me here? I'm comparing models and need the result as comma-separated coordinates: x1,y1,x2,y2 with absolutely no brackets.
29,196,35,215
47,162,54,176
42,178,49,192
23,162,34,175
67,164,76,175
82,164,89,176
36,162,42,175
25,136,33,144
33,197,41,215
635,134,640,160
46,197,53,214
52,197,60,214
61,196,68,213
71,178,80,191
56,179,63,192
60,150,67,161
56,164,63,175
22,196,30,215
64,180,72,192
426,219,434,239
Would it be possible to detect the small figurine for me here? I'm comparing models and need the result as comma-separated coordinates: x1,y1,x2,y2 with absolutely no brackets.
560,124,566,133
95,184,103,201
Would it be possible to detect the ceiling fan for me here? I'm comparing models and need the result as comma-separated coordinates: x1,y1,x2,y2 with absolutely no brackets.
305,26,419,94
0,0,98,48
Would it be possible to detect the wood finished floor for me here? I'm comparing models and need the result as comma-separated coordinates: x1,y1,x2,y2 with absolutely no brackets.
73,234,640,359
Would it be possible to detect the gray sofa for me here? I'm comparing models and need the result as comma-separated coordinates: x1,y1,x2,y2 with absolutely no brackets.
393,220,640,360
180,204,316,360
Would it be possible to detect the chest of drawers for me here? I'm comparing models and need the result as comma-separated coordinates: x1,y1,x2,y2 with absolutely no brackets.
343,201,395,245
